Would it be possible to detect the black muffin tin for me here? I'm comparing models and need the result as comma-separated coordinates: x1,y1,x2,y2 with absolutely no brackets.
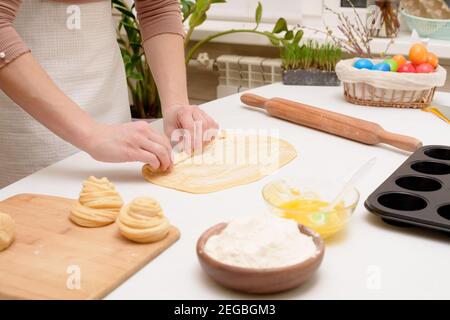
365,145,450,233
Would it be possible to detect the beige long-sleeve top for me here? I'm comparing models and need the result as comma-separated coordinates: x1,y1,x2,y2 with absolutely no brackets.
0,0,184,69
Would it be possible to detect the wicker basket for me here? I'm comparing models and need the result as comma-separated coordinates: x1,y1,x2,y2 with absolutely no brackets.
336,58,447,108
342,82,436,108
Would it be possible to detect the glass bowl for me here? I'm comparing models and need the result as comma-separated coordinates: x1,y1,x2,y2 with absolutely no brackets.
262,179,360,239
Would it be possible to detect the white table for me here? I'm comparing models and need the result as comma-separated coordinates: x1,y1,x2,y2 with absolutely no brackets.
2,83,449,299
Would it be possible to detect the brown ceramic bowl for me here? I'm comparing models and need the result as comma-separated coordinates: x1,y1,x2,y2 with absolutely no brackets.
196,222,325,294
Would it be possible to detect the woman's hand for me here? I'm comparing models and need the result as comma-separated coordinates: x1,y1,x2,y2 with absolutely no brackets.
163,104,219,153
81,121,173,171
142,34,219,152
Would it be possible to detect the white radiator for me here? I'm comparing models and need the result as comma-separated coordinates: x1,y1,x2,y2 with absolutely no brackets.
216,55,282,98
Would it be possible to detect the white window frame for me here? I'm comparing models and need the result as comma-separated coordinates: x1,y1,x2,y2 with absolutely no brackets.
205,0,370,26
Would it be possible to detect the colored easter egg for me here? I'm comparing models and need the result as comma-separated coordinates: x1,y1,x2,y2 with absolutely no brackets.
392,55,407,68
397,63,416,73
372,62,391,72
384,58,399,72
353,58,374,70
409,43,428,65
426,52,439,68
415,63,434,73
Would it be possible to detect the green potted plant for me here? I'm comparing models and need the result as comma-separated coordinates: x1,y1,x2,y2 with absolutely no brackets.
280,39,342,86
113,0,159,119
112,0,288,119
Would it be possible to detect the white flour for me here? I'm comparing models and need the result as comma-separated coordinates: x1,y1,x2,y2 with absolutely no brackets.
204,216,318,269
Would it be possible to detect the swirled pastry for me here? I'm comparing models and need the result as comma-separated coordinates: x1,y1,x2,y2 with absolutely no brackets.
70,176,124,227
117,197,170,243
0,212,15,252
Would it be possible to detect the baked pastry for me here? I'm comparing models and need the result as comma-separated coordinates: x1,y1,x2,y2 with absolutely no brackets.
117,197,170,243
70,176,123,227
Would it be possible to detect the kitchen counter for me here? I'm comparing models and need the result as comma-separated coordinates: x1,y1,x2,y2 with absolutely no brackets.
1,83,450,299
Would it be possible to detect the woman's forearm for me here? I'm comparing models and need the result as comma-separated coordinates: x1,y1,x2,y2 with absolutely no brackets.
0,50,173,169
143,33,219,150
0,53,96,150
143,33,189,113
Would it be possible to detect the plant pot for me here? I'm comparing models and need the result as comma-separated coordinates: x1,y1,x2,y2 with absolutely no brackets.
282,69,340,86
130,104,161,122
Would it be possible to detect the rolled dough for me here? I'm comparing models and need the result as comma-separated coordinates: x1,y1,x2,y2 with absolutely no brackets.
70,176,124,227
0,212,15,251
117,197,170,243
142,134,297,194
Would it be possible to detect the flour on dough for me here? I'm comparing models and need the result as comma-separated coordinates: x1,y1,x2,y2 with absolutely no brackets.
0,212,15,251
142,134,297,193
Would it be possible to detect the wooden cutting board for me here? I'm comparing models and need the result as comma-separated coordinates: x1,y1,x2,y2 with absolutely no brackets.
0,194,180,300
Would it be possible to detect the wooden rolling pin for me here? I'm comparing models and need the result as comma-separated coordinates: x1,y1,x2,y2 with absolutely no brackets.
241,93,422,152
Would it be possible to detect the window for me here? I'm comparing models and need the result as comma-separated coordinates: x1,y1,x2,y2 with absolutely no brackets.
206,0,324,24
206,0,369,27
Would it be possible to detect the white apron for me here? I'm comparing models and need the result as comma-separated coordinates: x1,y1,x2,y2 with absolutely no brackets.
0,0,131,188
